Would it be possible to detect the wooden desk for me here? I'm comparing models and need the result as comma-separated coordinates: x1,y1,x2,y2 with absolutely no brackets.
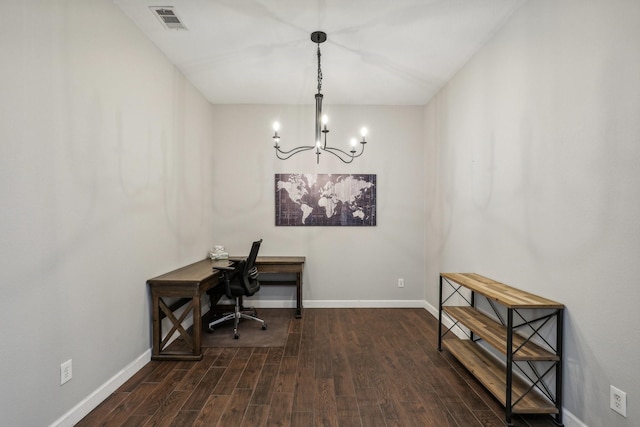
147,256,305,361
233,256,305,319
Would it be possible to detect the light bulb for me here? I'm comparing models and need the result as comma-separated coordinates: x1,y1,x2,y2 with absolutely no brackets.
322,115,329,125
350,138,357,147
360,127,368,137
273,121,280,132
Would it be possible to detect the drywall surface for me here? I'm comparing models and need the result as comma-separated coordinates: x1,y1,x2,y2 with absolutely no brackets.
210,104,426,305
424,0,640,425
0,1,215,425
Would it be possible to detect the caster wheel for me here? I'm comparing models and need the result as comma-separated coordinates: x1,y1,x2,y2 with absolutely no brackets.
262,323,268,330
207,326,214,333
234,334,240,339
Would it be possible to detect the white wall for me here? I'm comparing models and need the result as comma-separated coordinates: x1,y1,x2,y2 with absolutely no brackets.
210,104,426,305
0,1,215,425
424,0,640,425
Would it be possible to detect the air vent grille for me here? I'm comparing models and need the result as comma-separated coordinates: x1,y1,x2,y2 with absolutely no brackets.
150,7,187,30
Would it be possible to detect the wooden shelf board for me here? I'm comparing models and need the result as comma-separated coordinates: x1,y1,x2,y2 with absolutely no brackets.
443,340,558,415
443,306,559,361
441,273,564,309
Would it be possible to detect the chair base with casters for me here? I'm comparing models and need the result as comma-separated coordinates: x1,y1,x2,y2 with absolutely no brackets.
206,239,267,339
208,297,267,339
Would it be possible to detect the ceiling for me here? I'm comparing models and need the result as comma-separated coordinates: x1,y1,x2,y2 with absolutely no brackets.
114,0,526,105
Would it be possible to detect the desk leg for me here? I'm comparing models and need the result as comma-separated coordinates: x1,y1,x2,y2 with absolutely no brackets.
192,295,202,358
152,294,161,357
296,271,303,318
152,295,203,361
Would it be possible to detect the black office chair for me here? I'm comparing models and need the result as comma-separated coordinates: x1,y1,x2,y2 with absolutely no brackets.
207,239,267,339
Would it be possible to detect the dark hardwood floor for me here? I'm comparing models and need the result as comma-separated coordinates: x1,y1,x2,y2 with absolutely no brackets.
77,308,558,426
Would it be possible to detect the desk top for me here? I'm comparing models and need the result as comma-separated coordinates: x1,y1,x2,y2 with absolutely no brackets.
147,259,230,285
233,256,305,265
148,256,305,285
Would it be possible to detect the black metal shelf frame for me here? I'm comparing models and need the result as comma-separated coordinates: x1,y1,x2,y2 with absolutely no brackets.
437,276,564,427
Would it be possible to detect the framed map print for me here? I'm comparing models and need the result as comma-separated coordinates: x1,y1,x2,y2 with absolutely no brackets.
275,173,376,226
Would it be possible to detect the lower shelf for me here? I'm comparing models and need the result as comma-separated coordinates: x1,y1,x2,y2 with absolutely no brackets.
443,339,558,414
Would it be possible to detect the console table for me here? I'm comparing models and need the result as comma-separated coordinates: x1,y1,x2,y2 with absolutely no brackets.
147,256,305,361
438,273,564,426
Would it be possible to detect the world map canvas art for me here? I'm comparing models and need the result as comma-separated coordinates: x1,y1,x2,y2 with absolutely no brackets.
275,174,377,226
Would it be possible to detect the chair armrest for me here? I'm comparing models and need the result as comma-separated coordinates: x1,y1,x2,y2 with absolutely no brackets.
212,260,237,272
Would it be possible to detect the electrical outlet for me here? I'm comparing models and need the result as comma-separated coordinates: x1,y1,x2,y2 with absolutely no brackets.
398,278,405,288
610,385,627,417
61,359,72,385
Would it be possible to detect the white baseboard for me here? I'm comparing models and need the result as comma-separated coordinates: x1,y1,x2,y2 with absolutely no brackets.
424,299,468,339
424,299,439,318
49,299,213,427
249,299,425,309
303,299,426,308
49,349,151,427
248,300,297,308
562,408,588,427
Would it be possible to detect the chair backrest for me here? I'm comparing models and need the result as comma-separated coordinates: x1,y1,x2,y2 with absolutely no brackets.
245,239,262,272
240,239,262,296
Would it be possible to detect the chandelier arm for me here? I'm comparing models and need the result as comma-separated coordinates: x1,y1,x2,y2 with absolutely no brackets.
274,145,316,160
325,141,366,159
321,147,357,164
349,143,366,158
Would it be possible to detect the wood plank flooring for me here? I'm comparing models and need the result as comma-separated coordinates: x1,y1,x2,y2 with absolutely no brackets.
77,308,558,426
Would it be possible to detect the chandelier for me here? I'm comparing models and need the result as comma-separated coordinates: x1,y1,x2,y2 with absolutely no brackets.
272,31,368,164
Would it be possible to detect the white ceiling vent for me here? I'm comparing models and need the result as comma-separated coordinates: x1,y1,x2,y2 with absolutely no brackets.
150,6,187,30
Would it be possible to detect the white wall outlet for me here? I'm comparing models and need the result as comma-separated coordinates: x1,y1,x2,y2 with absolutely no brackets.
610,385,627,417
398,278,405,288
61,359,72,385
